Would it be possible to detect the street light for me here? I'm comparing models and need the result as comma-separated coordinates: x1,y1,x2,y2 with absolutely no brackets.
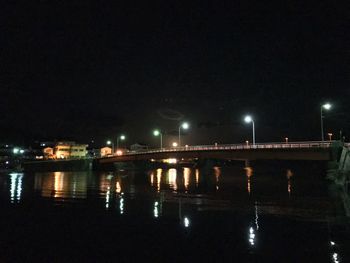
153,130,163,149
244,115,255,145
106,140,114,154
285,137,289,143
320,103,332,141
178,122,189,147
117,135,126,150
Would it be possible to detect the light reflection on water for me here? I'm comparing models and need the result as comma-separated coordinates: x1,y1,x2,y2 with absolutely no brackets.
9,172,23,203
1,163,348,261
11,165,335,221
34,172,87,199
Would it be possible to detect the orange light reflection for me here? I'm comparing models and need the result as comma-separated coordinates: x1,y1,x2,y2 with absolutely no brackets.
168,168,177,191
156,169,162,192
184,168,191,191
244,167,253,195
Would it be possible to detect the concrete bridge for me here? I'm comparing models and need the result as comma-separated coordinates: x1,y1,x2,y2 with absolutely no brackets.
98,141,345,165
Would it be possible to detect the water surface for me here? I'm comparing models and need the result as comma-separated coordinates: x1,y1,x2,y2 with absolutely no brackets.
0,161,349,262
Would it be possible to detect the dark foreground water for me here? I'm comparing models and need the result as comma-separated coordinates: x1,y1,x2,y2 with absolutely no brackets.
0,161,349,262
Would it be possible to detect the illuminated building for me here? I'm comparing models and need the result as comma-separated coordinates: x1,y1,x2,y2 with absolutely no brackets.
54,142,88,159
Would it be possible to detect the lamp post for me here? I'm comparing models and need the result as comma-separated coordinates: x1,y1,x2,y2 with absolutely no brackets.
178,122,189,147
117,135,126,150
285,137,289,143
153,130,163,149
106,140,114,155
320,103,331,141
244,115,255,146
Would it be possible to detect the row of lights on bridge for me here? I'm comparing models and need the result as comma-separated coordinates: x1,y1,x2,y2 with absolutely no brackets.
106,103,334,150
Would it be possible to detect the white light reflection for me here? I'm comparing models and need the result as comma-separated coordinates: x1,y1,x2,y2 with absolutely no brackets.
330,241,340,263
120,197,124,214
105,186,111,209
249,227,256,246
10,173,23,203
183,217,190,228
154,201,159,218
332,253,339,263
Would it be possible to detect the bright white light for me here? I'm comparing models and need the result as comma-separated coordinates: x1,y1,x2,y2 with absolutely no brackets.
323,103,331,110
330,241,335,246
181,122,189,129
248,227,255,246
10,173,23,203
184,217,190,228
5,161,9,164
120,135,126,140
105,187,110,209
13,148,19,154
120,197,124,214
244,116,253,123
172,142,178,147
332,253,339,263
19,149,24,154
165,158,177,164
153,130,160,136
154,201,159,218
106,140,112,145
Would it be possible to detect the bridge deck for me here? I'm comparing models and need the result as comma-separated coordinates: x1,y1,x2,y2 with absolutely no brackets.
99,141,339,163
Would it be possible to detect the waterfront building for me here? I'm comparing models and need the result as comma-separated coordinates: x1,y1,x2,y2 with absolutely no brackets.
100,147,112,157
43,147,54,159
54,142,88,159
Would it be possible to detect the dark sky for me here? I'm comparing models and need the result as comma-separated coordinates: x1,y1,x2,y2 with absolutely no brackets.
1,1,349,147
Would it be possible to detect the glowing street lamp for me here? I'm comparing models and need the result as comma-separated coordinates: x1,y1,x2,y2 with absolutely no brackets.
178,122,189,147
153,130,163,149
106,140,114,154
321,103,332,141
117,135,126,150
13,148,20,154
285,137,289,143
244,115,255,145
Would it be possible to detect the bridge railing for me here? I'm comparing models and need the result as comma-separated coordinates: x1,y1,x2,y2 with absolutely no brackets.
119,141,332,156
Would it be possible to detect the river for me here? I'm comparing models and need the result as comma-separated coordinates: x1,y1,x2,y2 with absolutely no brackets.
0,161,348,262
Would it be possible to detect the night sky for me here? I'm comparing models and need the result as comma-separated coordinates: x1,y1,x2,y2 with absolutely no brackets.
1,1,349,147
